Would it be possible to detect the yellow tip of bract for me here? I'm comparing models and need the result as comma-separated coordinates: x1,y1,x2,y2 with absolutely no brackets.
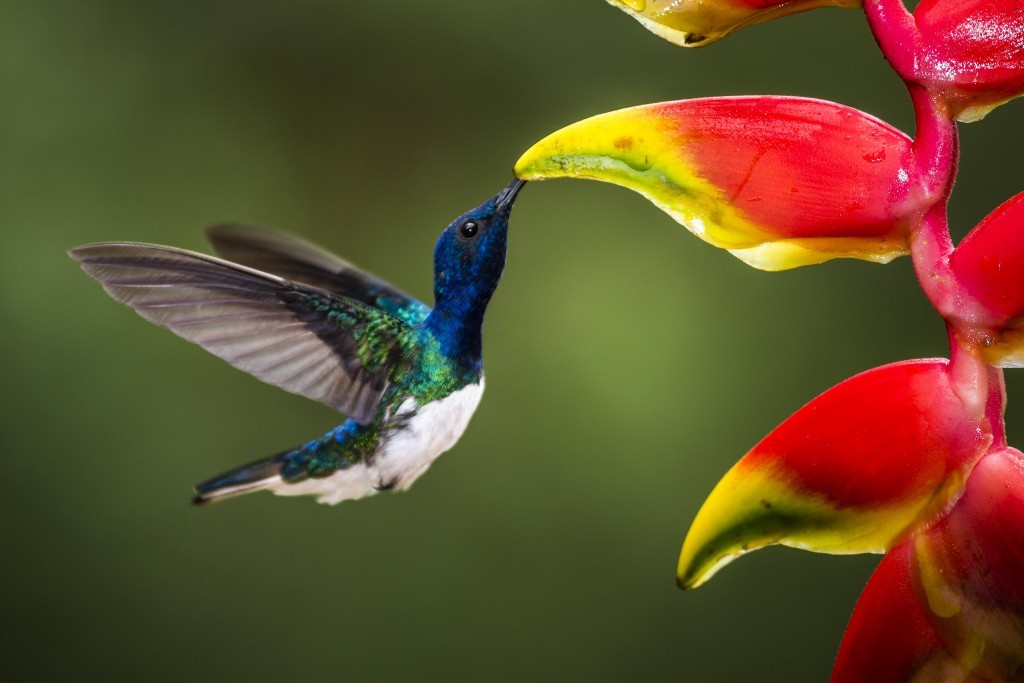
603,0,861,48
513,104,768,255
515,97,921,271
676,461,947,590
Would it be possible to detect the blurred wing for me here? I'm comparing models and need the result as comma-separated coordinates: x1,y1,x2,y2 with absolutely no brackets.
205,223,431,325
70,242,417,425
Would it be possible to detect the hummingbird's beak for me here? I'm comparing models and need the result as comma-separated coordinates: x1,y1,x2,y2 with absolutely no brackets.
494,178,527,212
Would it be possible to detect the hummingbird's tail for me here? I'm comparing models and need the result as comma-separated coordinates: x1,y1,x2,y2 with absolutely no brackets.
192,422,379,506
191,452,288,505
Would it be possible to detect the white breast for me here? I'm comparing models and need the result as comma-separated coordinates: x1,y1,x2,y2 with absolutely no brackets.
377,378,486,491
271,379,485,505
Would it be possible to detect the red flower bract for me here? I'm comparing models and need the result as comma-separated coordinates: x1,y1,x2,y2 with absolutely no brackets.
515,97,924,271
677,358,992,590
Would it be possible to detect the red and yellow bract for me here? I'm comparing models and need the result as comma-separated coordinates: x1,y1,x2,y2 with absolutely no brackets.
515,97,922,271
678,359,991,589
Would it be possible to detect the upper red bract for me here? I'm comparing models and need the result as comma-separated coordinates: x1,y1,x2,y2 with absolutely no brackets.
655,98,917,239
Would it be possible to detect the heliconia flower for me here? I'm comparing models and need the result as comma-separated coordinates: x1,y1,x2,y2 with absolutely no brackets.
865,0,1024,122
514,97,925,271
949,192,1024,367
603,0,860,47
677,359,992,590
833,447,1024,681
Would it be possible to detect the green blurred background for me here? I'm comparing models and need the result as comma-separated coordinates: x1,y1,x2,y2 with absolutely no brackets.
3,1,1023,680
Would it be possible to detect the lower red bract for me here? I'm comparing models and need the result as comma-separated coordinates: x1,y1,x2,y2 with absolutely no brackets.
742,360,986,507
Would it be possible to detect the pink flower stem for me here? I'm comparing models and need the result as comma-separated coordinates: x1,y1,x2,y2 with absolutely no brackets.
946,322,1005,430
891,64,1006,434
863,0,961,321
862,0,918,81
909,85,959,204
907,84,958,318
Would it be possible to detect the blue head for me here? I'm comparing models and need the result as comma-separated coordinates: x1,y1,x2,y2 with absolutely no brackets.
426,179,526,364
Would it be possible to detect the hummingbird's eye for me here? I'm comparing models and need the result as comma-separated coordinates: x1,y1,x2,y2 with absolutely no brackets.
459,220,480,240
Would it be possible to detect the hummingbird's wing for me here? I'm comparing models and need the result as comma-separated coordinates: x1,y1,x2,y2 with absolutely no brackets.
205,224,431,326
70,242,417,425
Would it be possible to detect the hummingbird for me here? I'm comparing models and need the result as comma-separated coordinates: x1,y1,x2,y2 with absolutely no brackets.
70,179,526,505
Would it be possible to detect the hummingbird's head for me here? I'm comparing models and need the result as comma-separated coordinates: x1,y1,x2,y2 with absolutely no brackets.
432,178,526,316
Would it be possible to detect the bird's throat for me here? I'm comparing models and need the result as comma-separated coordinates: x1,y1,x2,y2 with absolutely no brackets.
425,292,491,369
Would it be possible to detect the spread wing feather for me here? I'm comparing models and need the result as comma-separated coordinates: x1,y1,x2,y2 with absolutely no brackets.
205,224,431,326
70,242,417,425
